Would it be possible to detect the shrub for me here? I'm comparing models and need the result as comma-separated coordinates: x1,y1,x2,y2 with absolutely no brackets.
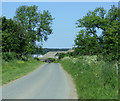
44,58,56,63
49,58,56,62
16,54,22,60
2,52,16,61
33,57,40,61
58,52,74,60
66,52,73,56
58,53,66,60
60,56,118,99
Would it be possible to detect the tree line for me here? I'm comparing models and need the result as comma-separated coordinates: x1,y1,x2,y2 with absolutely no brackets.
74,5,120,61
1,4,119,62
2,5,54,60
31,47,69,55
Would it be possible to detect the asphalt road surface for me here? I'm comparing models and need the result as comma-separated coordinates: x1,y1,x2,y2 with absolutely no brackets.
2,63,78,99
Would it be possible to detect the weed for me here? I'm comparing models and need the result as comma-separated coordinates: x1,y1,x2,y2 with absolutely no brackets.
2,60,44,85
60,56,118,99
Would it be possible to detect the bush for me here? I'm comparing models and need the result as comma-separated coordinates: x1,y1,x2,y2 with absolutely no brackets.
21,55,33,61
58,52,74,60
44,58,56,63
58,53,65,60
16,54,22,60
66,52,73,56
49,58,56,62
33,57,40,61
60,56,118,99
21,55,27,61
103,54,118,62
2,52,16,61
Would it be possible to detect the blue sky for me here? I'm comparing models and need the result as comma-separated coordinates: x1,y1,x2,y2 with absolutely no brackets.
2,2,118,48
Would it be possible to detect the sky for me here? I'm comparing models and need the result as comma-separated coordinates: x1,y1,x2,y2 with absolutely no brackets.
2,2,118,48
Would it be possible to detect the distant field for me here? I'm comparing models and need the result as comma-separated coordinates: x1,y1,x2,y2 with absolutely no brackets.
2,60,44,85
60,56,118,99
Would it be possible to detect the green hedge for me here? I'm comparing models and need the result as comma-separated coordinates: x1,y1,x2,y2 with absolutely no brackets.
2,52,16,61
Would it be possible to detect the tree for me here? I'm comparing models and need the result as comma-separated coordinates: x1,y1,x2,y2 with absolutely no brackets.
74,30,100,55
75,5,119,61
32,45,43,54
103,5,119,60
2,16,25,54
14,5,54,54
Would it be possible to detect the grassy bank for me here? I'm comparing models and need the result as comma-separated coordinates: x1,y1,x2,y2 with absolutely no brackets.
60,56,118,99
2,60,44,85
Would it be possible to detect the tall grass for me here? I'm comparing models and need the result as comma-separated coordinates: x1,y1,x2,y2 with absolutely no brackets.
60,56,118,99
2,60,44,85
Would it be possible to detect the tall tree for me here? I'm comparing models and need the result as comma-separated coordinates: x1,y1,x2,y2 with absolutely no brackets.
75,5,119,61
14,5,54,54
2,16,25,54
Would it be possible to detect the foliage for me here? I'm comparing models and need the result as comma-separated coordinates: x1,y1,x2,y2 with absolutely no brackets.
2,5,54,59
2,52,17,61
58,53,66,60
13,5,54,54
49,58,56,62
75,5,119,61
44,58,56,63
42,48,69,55
58,52,74,60
60,56,118,99
32,46,43,54
33,57,40,61
2,17,25,54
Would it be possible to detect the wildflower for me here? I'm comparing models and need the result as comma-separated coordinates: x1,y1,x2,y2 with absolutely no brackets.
61,56,71,61
75,74,79,77
17,61,24,64
72,58,78,63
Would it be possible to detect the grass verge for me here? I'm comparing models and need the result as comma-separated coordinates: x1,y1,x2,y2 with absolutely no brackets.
2,60,45,85
60,56,118,99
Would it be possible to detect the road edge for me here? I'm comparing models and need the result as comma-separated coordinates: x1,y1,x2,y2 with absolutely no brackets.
2,63,47,87
58,63,78,99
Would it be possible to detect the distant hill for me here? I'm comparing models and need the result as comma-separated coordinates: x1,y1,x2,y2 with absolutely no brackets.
42,48,70,55
32,48,70,55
